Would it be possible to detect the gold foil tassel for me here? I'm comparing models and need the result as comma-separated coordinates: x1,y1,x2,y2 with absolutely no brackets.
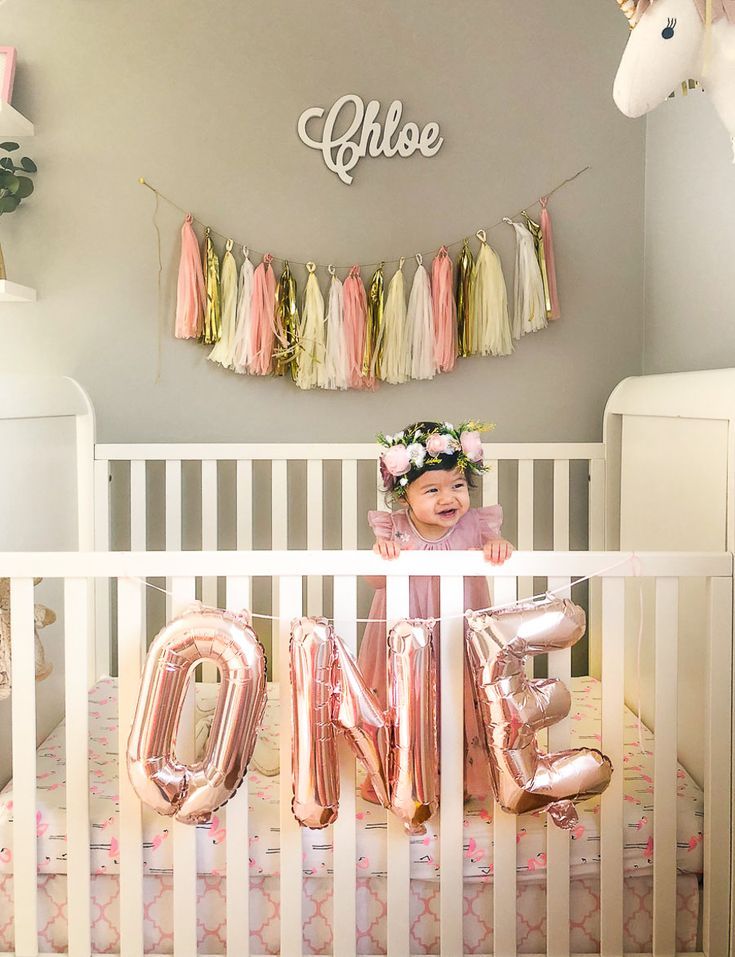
456,239,475,357
274,261,300,378
523,211,552,319
203,228,221,344
363,263,385,380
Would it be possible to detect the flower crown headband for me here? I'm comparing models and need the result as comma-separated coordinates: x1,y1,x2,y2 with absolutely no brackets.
377,421,494,496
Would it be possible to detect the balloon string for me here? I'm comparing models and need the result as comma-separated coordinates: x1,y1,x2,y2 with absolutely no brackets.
137,165,591,272
122,553,637,625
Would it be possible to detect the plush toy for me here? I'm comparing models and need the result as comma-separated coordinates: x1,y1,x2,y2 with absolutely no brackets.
0,578,55,700
613,0,735,158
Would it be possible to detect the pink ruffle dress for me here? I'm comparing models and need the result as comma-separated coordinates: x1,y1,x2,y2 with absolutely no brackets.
358,505,503,800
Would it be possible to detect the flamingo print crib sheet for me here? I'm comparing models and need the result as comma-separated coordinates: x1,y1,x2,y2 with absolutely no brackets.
0,676,704,883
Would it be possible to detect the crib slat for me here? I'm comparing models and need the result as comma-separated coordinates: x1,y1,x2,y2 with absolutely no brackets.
376,459,382,511
492,576,518,957
341,460,358,549
271,462,288,677
552,460,570,551
94,459,111,679
236,459,253,549
703,576,733,957
439,575,464,957
306,459,323,616
279,575,303,957
165,460,182,621
653,577,678,956
131,460,148,636
64,578,92,955
386,576,411,957
482,458,499,506
10,578,37,957
171,577,198,957
201,460,219,682
225,576,253,957
332,575,358,957
587,458,606,678
517,461,534,623
546,577,572,957
600,577,625,956
117,576,145,957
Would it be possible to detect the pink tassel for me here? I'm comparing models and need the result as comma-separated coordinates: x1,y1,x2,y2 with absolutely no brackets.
343,265,369,389
175,214,205,339
431,246,457,373
249,253,276,375
540,196,561,320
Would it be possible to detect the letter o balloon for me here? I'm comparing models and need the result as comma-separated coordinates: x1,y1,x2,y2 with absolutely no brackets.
127,606,267,825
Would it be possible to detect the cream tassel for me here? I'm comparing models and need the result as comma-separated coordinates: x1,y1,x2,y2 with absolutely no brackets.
296,263,327,390
232,248,255,373
407,254,436,380
208,240,238,367
381,258,410,384
472,230,512,357
506,219,547,339
324,266,349,390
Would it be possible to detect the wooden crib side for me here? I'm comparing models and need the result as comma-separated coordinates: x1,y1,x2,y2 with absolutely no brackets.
0,549,731,957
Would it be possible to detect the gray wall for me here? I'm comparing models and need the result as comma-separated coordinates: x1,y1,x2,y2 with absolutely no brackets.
0,0,645,445
644,93,735,372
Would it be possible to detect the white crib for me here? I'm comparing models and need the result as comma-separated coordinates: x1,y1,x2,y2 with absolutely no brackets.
0,371,732,957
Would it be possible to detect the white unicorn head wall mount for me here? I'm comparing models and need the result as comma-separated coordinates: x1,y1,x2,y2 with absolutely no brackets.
613,0,735,157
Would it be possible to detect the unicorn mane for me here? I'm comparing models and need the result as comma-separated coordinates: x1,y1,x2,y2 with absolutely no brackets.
631,0,735,22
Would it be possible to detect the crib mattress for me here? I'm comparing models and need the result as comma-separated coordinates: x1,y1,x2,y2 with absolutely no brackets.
0,872,701,954
0,676,704,883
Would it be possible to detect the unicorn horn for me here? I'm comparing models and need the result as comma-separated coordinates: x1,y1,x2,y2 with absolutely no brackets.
616,0,638,24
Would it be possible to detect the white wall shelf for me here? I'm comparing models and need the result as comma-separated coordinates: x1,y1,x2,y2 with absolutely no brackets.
0,280,36,302
0,102,34,137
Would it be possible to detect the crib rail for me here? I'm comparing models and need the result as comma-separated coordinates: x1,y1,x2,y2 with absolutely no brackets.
1,550,731,957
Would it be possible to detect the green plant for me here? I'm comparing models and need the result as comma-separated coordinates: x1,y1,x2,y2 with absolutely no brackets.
0,141,36,215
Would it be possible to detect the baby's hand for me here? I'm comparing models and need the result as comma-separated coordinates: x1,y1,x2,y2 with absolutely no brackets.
373,539,402,560
483,539,514,565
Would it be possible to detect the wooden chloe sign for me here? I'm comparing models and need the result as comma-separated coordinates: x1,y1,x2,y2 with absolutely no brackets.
297,94,444,185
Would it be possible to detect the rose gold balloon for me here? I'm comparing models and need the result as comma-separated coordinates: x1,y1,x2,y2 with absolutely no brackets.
466,598,612,830
290,617,339,829
387,619,439,835
332,633,391,807
127,606,267,825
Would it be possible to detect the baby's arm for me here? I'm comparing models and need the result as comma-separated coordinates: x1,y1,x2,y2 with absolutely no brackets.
483,539,514,565
373,538,401,560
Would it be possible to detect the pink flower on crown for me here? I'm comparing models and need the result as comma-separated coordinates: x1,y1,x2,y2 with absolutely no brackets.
460,431,483,463
382,445,411,477
426,433,451,456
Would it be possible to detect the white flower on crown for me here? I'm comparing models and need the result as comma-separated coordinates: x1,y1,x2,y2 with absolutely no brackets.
406,442,426,467
399,476,408,486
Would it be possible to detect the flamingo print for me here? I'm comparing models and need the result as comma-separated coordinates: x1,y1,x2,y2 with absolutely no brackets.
527,853,547,872
0,848,11,864
464,838,485,863
209,815,226,845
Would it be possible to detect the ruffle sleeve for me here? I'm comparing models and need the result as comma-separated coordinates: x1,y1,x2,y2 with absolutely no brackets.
476,504,503,543
368,510,396,541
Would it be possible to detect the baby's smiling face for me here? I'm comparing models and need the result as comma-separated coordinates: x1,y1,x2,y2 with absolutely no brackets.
405,467,470,538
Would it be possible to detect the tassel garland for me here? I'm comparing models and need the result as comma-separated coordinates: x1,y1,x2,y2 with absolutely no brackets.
175,214,205,339
203,228,222,345
363,263,385,383
296,262,327,390
539,196,561,320
343,266,369,389
431,246,456,373
472,230,512,357
407,254,436,381
232,249,255,373
324,267,349,390
249,253,277,375
274,261,299,378
506,219,547,339
380,259,410,385
208,240,238,367
456,239,475,357
172,192,569,389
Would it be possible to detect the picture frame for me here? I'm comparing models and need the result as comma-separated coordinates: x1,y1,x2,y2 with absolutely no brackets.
0,47,17,104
